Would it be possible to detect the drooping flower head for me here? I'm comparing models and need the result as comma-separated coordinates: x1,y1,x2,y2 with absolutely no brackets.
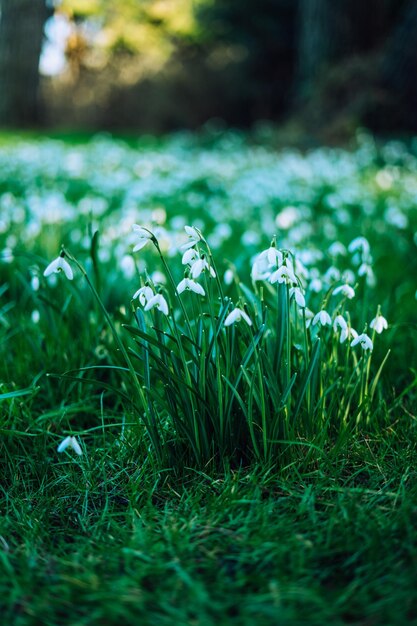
57,435,82,455
370,313,388,334
44,254,73,280
224,307,252,327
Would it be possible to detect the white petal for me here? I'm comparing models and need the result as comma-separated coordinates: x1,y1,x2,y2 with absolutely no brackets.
191,259,205,279
133,239,150,252
224,309,240,326
177,279,188,294
189,280,205,296
57,436,72,453
69,436,83,456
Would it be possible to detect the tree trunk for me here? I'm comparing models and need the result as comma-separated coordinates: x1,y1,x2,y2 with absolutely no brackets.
296,0,353,93
0,0,49,127
295,0,387,100
381,0,417,129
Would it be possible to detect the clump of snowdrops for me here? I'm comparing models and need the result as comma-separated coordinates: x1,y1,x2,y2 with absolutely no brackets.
45,225,389,469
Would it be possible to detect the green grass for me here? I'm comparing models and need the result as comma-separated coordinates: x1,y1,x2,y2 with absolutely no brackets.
2,427,417,626
1,131,417,624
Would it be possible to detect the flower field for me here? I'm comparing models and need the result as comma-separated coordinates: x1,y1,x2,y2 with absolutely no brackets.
1,131,417,625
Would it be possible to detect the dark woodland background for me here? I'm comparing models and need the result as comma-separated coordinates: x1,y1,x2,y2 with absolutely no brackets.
1,0,417,141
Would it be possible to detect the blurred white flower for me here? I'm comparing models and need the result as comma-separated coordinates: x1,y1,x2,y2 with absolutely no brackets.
351,333,373,351
177,278,205,296
224,269,234,285
269,265,297,285
57,435,82,455
132,225,154,252
44,255,73,280
328,242,347,257
133,285,153,306
333,284,355,299
31,310,40,324
190,257,216,279
144,293,169,316
340,326,358,344
348,236,370,256
333,315,347,332
180,225,201,251
289,287,305,308
370,314,388,334
312,310,332,327
224,307,252,327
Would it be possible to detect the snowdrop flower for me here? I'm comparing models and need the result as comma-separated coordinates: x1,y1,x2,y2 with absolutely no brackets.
182,248,199,266
348,236,370,257
333,284,355,299
57,435,82,456
31,310,40,324
133,285,154,306
177,278,205,296
258,246,283,267
224,307,252,327
358,263,376,287
328,242,347,257
44,255,73,280
309,278,323,293
270,265,297,285
303,308,314,328
289,287,305,308
144,293,169,316
340,326,358,344
190,257,216,279
333,315,347,332
251,245,283,281
180,225,201,251
324,266,341,283
132,225,154,252
224,269,234,285
31,275,40,291
312,310,332,327
370,313,388,334
351,333,373,351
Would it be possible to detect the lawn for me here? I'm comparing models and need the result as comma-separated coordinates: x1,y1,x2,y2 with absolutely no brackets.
1,130,417,625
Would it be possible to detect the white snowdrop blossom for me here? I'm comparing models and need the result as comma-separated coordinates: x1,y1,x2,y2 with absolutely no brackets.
133,285,154,306
333,284,355,299
57,435,82,456
309,278,323,293
370,314,388,334
177,278,205,296
289,287,305,308
260,246,283,267
340,326,358,344
348,237,370,257
224,269,234,285
351,333,373,351
251,246,283,281
224,307,252,327
190,257,216,279
324,266,341,283
358,263,376,287
144,293,169,316
333,315,348,332
328,242,347,257
312,310,332,327
180,225,201,251
303,308,315,328
269,265,297,285
132,225,154,252
182,248,199,265
44,255,73,280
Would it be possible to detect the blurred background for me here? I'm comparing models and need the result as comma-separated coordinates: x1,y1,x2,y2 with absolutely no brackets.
1,0,417,141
